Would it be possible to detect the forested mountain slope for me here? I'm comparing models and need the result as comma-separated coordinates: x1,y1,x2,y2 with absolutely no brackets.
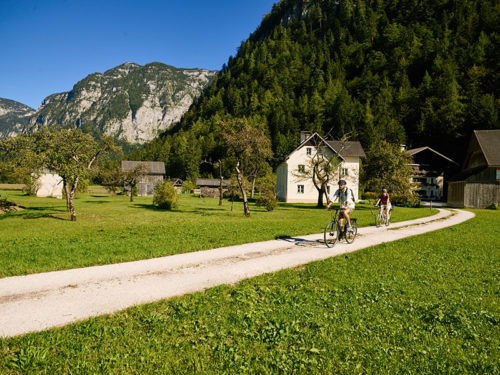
132,0,499,179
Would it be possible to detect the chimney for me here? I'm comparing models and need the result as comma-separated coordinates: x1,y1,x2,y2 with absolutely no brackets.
300,131,311,143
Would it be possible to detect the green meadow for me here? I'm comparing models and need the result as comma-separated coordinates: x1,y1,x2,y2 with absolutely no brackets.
0,209,497,374
0,189,436,277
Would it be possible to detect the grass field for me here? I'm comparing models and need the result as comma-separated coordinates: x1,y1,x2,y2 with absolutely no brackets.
0,209,497,374
0,189,436,277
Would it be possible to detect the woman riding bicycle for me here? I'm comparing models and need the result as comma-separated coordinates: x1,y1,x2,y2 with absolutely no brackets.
375,188,391,221
326,180,355,232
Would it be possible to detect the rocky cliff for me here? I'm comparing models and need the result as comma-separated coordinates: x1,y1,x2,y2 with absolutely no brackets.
0,98,35,138
29,62,217,144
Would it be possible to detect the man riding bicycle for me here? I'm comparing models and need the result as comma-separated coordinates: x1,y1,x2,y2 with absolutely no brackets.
375,188,391,220
326,180,355,231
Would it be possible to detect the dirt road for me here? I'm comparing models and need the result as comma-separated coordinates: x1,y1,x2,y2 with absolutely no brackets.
0,208,474,338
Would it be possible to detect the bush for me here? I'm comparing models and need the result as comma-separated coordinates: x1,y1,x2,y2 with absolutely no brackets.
256,192,278,211
0,194,16,208
153,181,178,210
391,193,421,207
361,191,379,200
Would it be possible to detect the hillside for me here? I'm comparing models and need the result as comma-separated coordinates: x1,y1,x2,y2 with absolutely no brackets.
132,0,500,179
28,62,217,146
0,98,35,138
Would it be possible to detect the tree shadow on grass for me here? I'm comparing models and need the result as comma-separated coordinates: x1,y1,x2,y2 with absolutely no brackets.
84,200,112,204
0,210,68,221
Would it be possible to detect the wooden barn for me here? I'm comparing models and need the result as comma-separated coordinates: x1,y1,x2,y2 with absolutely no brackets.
448,130,500,208
406,146,458,201
121,161,165,197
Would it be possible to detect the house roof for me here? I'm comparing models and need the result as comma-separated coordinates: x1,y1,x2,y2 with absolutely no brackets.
406,146,457,165
285,132,366,162
121,161,166,174
326,140,366,158
474,130,500,166
170,178,183,186
196,178,230,187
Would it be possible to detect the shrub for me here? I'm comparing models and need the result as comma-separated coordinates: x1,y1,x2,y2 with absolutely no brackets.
391,192,421,207
153,180,178,210
0,194,16,208
361,191,379,200
256,192,278,211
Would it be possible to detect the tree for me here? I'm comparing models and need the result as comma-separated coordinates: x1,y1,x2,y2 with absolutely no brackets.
0,128,118,221
221,119,273,216
122,163,151,202
294,134,346,208
362,140,417,204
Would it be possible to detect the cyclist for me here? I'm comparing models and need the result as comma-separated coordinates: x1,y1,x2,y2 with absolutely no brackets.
375,188,391,221
326,179,355,232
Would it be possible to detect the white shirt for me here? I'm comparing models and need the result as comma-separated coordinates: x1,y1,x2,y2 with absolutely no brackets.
333,187,355,209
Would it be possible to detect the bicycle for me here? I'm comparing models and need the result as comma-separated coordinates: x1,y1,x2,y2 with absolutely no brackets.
324,208,358,247
371,204,391,227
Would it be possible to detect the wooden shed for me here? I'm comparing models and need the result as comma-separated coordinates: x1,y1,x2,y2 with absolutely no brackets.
121,161,165,197
448,130,500,208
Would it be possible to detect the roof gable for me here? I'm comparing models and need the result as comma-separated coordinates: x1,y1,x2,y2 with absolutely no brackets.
406,146,457,165
285,132,365,161
474,130,500,166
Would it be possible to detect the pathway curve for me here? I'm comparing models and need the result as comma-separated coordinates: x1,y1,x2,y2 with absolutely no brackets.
0,209,474,338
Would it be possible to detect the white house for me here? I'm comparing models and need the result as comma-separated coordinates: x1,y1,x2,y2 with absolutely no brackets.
36,169,63,199
276,132,366,203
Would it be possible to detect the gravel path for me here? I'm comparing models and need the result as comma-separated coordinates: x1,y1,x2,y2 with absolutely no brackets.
0,208,474,338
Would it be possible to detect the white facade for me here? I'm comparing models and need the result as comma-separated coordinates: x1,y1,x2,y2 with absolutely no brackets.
36,172,63,199
276,134,364,203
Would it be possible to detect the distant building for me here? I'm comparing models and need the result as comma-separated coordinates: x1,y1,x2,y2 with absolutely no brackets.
170,178,184,193
276,132,365,203
406,147,458,201
121,161,165,196
195,178,230,197
36,169,63,199
448,130,500,208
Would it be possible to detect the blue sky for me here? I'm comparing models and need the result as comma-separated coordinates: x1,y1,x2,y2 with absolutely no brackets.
0,0,277,109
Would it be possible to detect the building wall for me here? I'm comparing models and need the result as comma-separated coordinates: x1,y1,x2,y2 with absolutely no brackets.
276,163,288,202
36,173,63,199
277,145,361,203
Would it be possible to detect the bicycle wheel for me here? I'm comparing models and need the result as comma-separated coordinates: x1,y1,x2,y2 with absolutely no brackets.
345,219,358,244
375,213,382,227
324,220,339,247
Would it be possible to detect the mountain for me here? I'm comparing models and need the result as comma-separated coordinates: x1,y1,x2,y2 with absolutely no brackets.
132,0,500,179
30,62,217,145
0,98,35,138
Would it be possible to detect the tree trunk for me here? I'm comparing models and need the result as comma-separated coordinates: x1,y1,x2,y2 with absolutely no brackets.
316,186,326,208
235,161,250,216
219,163,223,206
250,176,256,199
69,176,79,221
63,180,71,212
130,183,135,202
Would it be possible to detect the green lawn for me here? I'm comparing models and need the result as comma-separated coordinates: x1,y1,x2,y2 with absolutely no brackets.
0,209,497,374
0,189,436,277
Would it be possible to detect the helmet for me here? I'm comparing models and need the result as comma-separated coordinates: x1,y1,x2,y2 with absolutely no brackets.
338,179,346,186
382,189,387,193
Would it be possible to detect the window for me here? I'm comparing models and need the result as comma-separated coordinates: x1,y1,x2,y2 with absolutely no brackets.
306,147,312,155
340,168,349,176
297,185,304,194
327,185,331,195
298,164,305,173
